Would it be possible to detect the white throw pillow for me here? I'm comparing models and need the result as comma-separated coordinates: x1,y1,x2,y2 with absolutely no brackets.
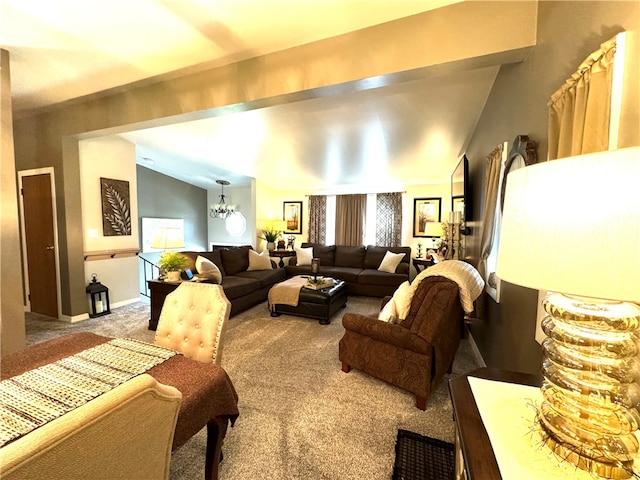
247,249,273,271
295,247,313,266
195,255,222,283
378,297,399,323
393,281,412,321
378,251,405,273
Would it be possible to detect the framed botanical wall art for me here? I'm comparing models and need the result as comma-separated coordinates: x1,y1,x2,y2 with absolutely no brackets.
100,177,131,236
283,201,302,234
413,197,441,237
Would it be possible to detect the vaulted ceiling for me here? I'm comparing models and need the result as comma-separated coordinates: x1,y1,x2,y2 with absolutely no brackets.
2,0,530,191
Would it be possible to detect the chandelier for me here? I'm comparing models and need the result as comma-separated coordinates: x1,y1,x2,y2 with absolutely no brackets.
209,180,236,219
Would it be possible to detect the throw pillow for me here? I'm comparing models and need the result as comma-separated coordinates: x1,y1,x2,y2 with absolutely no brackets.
195,255,222,284
295,246,313,266
378,298,399,323
378,251,405,273
394,281,412,321
247,249,273,271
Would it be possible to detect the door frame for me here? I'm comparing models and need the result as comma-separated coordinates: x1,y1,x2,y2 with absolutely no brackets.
18,167,62,319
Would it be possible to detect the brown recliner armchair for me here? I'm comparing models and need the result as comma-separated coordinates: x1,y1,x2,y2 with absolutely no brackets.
339,276,463,410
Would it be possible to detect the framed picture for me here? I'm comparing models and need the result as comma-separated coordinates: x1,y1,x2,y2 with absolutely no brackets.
283,201,302,234
100,177,132,236
452,195,465,221
413,197,441,237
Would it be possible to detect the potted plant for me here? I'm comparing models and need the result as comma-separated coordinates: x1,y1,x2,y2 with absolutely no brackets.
260,227,281,251
158,251,187,282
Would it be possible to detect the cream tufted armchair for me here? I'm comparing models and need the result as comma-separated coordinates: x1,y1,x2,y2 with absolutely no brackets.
154,282,231,364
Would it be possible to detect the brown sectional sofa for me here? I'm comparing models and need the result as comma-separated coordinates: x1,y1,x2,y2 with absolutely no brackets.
180,246,286,315
285,243,411,297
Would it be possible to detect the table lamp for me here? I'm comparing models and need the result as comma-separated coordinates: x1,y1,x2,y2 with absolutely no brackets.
496,147,640,478
150,226,184,251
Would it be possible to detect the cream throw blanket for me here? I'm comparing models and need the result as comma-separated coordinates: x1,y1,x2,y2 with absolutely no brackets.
394,260,484,319
268,276,309,311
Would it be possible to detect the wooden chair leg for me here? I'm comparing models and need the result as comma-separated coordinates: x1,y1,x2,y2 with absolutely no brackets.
341,362,351,373
416,396,427,411
205,419,227,480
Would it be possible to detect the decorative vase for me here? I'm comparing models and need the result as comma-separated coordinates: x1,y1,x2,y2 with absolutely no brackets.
267,242,275,251
166,271,181,282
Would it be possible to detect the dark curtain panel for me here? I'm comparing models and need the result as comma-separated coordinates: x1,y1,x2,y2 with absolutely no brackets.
308,195,327,244
376,192,402,247
335,194,366,246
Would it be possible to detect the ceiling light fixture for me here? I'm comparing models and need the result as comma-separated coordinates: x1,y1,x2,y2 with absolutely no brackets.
210,180,236,219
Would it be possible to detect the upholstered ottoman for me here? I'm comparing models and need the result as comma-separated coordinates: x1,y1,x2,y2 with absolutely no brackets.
270,279,347,325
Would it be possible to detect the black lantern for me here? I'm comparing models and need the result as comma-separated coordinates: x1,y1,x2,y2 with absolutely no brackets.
86,274,111,318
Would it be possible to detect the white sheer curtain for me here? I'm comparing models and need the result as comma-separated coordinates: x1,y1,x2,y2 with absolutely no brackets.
548,35,617,160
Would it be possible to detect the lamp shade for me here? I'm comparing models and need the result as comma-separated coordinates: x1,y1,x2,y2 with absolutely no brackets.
150,226,184,250
496,147,640,303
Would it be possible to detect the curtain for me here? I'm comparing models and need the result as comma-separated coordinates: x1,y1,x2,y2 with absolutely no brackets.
335,194,366,246
307,195,327,244
375,192,402,247
477,144,504,282
548,35,616,160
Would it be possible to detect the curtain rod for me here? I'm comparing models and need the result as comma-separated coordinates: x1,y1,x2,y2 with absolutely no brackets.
304,191,406,197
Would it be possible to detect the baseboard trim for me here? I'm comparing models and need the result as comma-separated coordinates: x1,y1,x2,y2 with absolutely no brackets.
59,297,142,323
111,297,142,309
60,313,89,323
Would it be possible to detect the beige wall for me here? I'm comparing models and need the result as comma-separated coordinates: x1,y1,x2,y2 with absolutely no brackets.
465,1,640,374
79,137,140,313
1,49,26,353
12,1,537,323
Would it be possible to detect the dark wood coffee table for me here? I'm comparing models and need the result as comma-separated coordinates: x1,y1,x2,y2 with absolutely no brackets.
270,278,347,325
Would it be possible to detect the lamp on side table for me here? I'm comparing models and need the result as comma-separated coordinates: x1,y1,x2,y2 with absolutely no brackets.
496,147,640,478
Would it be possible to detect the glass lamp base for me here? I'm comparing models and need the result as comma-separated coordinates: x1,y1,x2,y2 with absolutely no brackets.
539,293,640,479
541,431,634,479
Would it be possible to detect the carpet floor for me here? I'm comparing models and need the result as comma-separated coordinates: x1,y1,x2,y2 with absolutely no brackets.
25,296,480,480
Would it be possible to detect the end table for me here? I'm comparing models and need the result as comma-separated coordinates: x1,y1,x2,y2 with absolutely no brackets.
412,257,435,273
269,249,295,268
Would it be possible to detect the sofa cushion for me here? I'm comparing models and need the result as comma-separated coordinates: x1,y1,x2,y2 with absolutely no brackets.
378,281,410,323
220,275,260,299
220,246,252,275
235,268,286,289
181,250,225,276
196,255,223,283
334,246,365,268
377,297,398,323
247,250,273,271
320,266,361,283
295,246,314,266
285,265,312,277
302,243,336,266
358,269,407,287
363,245,411,269
378,251,406,273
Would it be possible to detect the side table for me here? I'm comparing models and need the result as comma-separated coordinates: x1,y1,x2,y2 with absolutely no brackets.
412,257,435,273
269,249,296,267
448,367,541,480
147,279,180,330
